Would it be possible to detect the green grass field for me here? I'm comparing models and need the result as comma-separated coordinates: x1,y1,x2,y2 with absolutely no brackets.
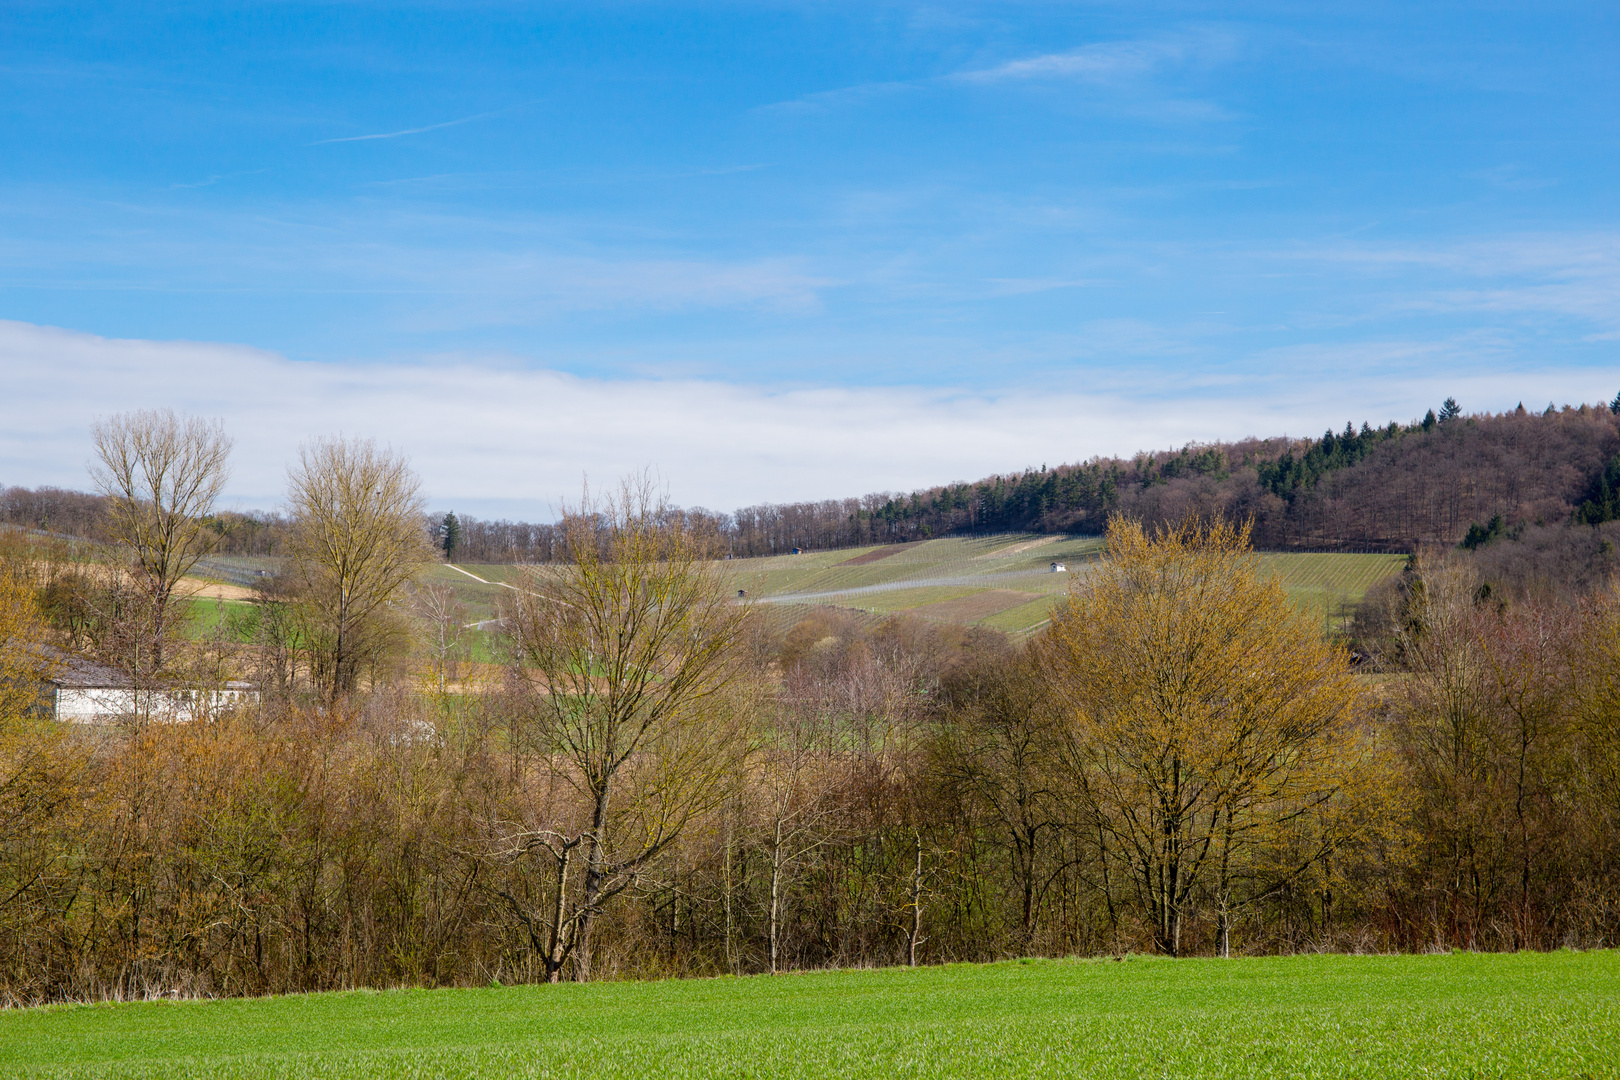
4,951,1614,1079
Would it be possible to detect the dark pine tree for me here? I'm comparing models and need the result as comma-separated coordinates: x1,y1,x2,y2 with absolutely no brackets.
1576,455,1620,526
1439,397,1462,423
440,511,462,561
1460,514,1508,550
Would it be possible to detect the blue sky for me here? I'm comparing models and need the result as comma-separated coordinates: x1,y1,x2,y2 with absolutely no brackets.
2,2,1617,515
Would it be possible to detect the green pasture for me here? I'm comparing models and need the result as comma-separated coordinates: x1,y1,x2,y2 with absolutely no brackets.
177,597,260,643
981,594,1064,635
728,535,1105,600
413,564,515,624
173,595,506,664
4,951,1614,1079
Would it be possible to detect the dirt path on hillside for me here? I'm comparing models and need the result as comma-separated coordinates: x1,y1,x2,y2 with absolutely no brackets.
973,535,1063,560
446,564,521,590
178,578,258,602
756,566,1074,605
835,544,911,567
21,559,260,603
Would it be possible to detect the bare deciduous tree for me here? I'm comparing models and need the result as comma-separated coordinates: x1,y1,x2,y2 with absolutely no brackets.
408,583,473,698
285,437,431,700
752,703,841,975
498,476,752,981
88,409,233,672
936,647,1071,952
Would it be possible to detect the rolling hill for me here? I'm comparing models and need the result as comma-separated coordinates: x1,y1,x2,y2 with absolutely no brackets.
393,535,1404,639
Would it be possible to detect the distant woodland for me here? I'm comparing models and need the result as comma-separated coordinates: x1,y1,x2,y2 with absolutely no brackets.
8,400,1619,572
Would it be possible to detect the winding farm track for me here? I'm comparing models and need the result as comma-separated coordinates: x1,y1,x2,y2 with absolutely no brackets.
445,563,520,591
753,566,1074,605
444,563,572,626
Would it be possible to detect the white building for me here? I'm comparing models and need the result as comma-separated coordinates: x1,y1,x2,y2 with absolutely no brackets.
45,651,257,724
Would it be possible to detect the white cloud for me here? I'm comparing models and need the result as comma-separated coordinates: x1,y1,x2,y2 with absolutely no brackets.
752,80,921,116
1278,232,1620,332
756,32,1239,120
0,197,836,327
960,40,1182,84
1,319,1612,520
943,31,1241,124
956,31,1240,86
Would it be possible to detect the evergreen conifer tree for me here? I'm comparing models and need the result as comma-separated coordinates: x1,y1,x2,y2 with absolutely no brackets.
1422,409,1437,432
1576,454,1620,525
1610,391,1620,414
440,511,461,561
1439,397,1462,423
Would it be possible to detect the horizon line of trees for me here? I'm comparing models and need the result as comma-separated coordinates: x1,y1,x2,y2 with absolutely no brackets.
7,397,1618,564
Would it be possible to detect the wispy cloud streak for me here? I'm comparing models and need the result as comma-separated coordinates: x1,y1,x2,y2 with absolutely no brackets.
756,32,1240,120
310,109,503,145
955,30,1240,85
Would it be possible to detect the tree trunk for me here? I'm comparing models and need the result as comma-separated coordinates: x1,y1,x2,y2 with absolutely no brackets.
907,830,925,967
575,780,612,982
1019,827,1036,949
1217,813,1234,959
723,811,736,975
769,818,784,975
545,845,573,984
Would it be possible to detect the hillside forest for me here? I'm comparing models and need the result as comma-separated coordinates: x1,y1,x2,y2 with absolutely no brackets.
0,401,1619,1004
8,398,1620,575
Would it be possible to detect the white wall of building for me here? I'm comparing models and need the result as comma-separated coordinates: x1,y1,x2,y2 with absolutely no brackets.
54,687,259,724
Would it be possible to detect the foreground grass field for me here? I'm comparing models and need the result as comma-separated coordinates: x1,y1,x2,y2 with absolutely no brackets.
5,951,1616,1079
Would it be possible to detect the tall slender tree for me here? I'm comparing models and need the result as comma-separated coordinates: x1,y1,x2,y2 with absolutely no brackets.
88,409,233,673
497,475,752,981
285,437,431,700
439,512,461,561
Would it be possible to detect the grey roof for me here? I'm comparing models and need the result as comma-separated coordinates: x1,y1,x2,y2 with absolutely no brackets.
14,645,258,692
38,647,132,689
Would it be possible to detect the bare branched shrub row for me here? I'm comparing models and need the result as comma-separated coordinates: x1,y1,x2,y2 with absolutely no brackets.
2,415,1619,1004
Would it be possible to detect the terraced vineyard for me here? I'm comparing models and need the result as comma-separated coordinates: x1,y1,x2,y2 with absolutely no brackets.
192,538,1408,640
727,536,1405,635
1256,552,1412,630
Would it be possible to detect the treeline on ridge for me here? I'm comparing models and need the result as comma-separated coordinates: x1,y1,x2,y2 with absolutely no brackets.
8,398,1620,562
